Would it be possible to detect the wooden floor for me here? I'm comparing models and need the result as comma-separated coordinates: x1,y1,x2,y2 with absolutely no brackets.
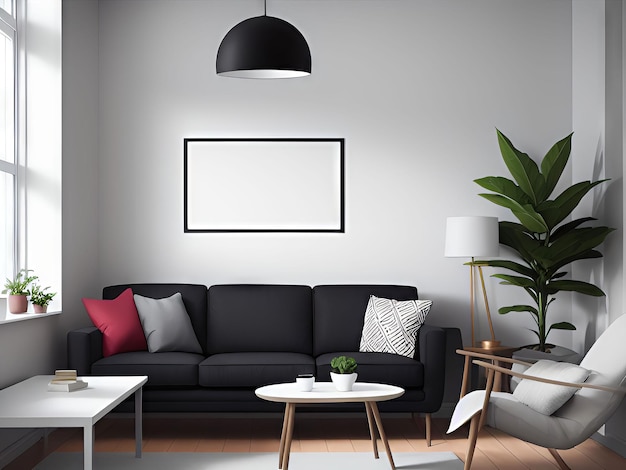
5,415,626,469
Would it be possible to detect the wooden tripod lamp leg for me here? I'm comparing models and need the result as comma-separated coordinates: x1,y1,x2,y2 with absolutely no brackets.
469,261,475,347
477,265,496,341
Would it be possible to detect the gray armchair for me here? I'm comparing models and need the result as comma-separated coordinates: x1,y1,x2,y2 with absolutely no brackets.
448,314,626,470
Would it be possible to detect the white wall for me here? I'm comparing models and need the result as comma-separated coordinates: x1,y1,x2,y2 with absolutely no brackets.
96,0,573,349
574,0,626,455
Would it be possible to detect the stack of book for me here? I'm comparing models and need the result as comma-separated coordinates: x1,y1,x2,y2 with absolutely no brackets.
47,369,88,392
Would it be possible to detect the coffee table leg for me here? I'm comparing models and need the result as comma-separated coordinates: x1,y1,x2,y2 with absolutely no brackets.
370,402,396,470
282,403,296,470
135,386,143,458
83,425,94,470
364,402,379,458
278,402,292,469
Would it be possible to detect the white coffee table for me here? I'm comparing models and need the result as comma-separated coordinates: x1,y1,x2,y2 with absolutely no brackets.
255,382,404,470
0,375,147,470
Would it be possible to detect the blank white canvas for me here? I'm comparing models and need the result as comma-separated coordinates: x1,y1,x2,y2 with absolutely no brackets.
185,140,343,231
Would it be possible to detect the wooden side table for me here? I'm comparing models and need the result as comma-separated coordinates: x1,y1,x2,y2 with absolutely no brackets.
457,346,519,398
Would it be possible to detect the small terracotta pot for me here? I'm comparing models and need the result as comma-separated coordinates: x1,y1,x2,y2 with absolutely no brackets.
8,295,28,314
33,304,47,314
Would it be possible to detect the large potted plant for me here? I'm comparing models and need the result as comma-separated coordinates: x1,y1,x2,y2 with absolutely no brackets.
2,269,38,314
475,130,613,353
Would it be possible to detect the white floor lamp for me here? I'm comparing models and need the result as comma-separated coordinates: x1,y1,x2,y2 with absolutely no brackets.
445,216,499,348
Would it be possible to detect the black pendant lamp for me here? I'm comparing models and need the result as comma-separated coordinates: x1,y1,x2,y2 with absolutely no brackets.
216,0,311,79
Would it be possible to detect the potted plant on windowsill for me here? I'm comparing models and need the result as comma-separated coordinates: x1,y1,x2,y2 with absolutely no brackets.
475,130,614,354
30,284,56,314
330,355,358,391
2,269,38,314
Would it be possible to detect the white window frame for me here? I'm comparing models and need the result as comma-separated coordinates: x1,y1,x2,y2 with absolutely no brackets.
0,1,18,288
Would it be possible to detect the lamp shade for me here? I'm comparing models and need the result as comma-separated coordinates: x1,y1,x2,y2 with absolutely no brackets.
444,216,499,258
216,16,311,79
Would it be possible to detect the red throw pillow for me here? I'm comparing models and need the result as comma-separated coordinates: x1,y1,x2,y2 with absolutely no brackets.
82,288,147,357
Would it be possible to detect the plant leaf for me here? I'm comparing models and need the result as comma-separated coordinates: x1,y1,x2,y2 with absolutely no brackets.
551,217,596,240
499,305,539,315
547,250,602,277
549,321,576,331
538,180,606,230
479,194,548,233
548,279,605,296
541,133,572,199
474,176,531,204
497,129,545,205
481,259,535,278
534,227,614,269
493,274,536,289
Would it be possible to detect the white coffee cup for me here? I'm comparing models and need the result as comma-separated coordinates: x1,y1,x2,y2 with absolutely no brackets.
296,374,315,392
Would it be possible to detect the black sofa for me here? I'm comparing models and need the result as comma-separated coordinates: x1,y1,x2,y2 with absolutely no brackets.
68,283,460,443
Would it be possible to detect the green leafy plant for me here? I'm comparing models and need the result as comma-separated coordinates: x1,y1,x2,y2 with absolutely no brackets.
330,355,357,374
2,269,38,296
475,129,614,352
30,284,56,307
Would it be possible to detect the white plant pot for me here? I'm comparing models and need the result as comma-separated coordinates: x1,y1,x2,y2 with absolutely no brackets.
330,372,357,392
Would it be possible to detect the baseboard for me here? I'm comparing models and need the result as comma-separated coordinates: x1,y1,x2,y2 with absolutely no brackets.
0,428,47,468
593,431,626,458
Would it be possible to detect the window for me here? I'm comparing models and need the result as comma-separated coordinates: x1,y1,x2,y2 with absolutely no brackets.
0,2,16,287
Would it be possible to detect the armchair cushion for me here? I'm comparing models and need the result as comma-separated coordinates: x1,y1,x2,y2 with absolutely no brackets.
512,359,590,415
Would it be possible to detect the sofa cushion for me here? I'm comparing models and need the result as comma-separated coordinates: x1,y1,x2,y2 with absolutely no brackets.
316,352,424,389
82,288,147,357
104,284,208,354
207,285,313,354
91,351,205,386
313,285,419,356
134,292,203,354
359,296,432,359
199,352,316,387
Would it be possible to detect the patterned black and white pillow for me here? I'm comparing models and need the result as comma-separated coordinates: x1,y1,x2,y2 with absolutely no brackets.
359,295,432,359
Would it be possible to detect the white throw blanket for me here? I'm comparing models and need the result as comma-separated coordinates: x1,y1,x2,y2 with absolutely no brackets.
447,390,519,433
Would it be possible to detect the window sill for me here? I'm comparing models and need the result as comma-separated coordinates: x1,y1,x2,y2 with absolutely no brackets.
0,310,61,325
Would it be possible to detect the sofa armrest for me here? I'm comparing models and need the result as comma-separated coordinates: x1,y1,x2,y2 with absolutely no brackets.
67,326,103,375
417,323,447,413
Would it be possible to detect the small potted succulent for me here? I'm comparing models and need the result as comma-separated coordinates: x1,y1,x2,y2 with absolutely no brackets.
330,355,358,391
29,283,56,314
2,269,38,314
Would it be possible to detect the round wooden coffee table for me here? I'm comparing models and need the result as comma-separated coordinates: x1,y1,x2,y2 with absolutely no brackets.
255,382,404,470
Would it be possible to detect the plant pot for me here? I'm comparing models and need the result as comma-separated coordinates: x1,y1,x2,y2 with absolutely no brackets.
8,295,28,314
330,372,358,392
513,345,582,364
33,304,47,314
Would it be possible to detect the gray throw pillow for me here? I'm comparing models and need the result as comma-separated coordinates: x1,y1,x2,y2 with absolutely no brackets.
133,292,203,354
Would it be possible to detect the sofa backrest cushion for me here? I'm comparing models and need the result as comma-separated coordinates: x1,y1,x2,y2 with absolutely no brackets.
103,284,209,355
207,284,312,355
312,285,418,356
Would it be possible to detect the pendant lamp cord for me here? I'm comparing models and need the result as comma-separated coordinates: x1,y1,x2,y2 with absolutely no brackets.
264,0,267,16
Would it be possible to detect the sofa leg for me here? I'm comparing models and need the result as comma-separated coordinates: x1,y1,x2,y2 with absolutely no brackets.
425,413,432,446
